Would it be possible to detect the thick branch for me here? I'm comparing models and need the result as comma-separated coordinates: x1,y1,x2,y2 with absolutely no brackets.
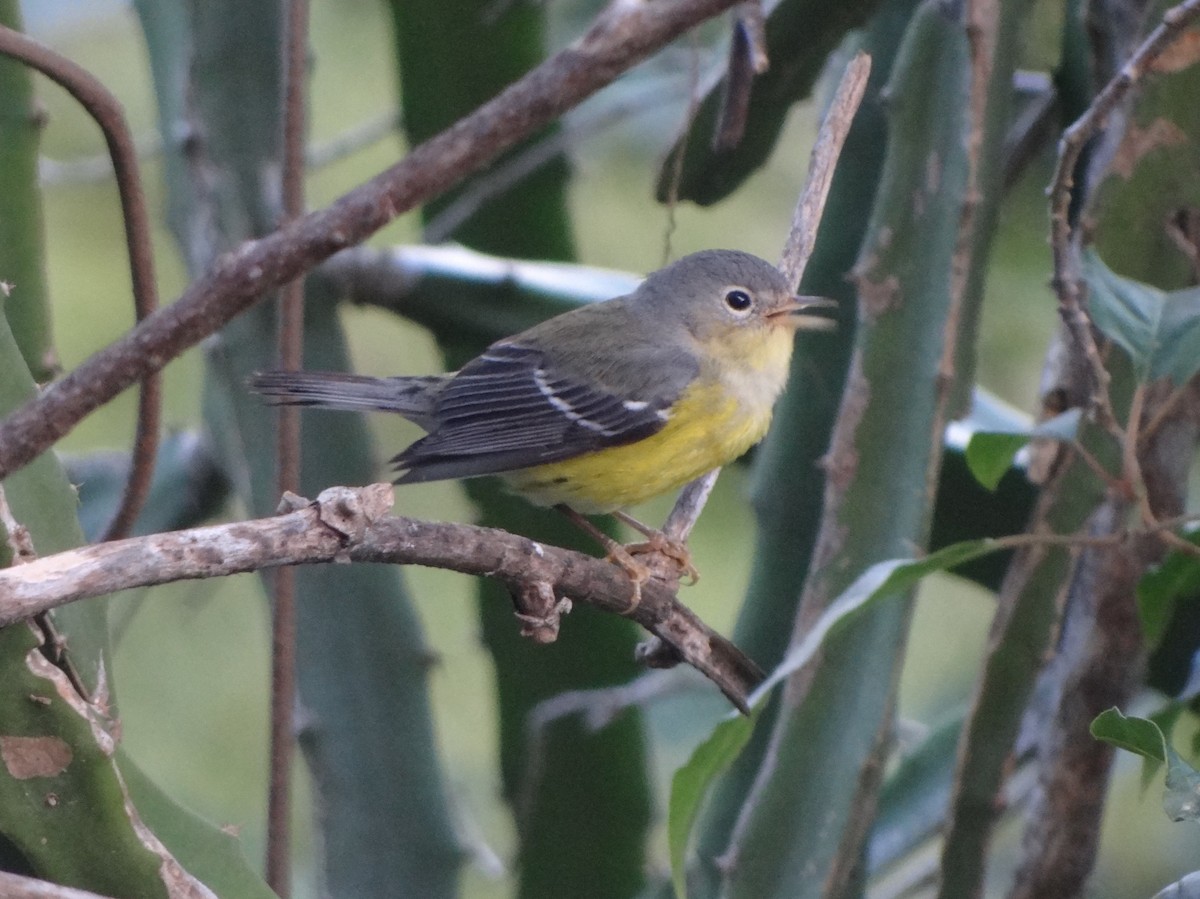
0,485,763,711
0,0,740,481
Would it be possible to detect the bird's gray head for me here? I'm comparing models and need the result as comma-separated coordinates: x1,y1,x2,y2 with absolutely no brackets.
638,249,835,342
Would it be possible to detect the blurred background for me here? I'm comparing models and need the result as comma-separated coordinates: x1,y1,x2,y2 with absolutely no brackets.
16,0,1196,895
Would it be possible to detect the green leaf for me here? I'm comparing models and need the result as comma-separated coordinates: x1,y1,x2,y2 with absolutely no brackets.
668,539,1003,897
668,712,758,899
963,408,1081,491
1153,286,1200,384
1084,250,1200,385
964,432,1028,490
1137,531,1200,649
752,539,999,703
1086,251,1161,380
1090,708,1167,761
1089,707,1200,817
1147,703,1186,788
121,752,276,898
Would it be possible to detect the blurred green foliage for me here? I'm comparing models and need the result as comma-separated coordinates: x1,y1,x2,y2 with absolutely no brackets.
8,0,1200,895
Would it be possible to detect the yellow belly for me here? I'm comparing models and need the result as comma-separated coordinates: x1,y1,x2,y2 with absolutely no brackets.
504,380,777,514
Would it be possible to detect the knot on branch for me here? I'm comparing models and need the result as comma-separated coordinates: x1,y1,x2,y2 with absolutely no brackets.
510,580,573,643
313,483,395,543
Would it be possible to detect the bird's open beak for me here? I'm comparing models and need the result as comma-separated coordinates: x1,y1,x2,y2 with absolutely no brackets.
768,296,839,331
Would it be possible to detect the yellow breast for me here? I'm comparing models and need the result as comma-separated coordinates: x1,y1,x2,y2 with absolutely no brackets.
506,327,793,513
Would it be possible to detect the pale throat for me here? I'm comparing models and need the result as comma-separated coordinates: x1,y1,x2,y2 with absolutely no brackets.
705,325,795,416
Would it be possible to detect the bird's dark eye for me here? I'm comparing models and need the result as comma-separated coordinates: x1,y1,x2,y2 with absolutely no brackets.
724,289,753,312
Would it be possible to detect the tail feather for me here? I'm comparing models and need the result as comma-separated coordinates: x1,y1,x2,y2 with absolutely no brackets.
248,370,443,429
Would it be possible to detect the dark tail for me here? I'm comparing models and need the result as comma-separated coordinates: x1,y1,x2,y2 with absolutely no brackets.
248,370,443,428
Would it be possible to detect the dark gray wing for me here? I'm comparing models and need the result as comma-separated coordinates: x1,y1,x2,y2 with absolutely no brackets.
392,341,689,483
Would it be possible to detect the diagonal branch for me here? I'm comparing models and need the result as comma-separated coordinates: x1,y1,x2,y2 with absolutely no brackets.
0,485,764,712
0,0,741,482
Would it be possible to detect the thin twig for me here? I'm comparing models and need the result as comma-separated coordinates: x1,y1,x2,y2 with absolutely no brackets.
264,0,309,892
0,25,163,542
0,485,764,711
38,132,162,184
1069,437,1123,491
1138,378,1194,444
1046,0,1200,436
1129,384,1200,556
778,51,871,288
660,32,703,266
662,469,720,542
0,0,745,482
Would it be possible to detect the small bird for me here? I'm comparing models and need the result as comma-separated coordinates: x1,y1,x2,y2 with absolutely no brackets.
251,249,835,590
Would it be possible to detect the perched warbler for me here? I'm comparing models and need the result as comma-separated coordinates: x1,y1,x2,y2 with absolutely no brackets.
251,249,834,579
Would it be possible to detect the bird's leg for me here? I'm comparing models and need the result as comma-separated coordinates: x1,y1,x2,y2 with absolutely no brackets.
554,505,649,611
612,510,699,586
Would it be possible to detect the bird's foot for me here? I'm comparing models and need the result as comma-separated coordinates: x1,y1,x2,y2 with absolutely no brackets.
555,505,699,612
601,543,652,612
612,511,699,586
622,534,699,586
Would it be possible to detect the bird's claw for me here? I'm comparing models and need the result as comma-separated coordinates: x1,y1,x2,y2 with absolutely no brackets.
625,533,699,586
603,544,650,613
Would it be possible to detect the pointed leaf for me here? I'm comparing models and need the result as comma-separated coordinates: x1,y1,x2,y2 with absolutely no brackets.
963,408,1081,490
1090,708,1167,761
1145,702,1186,789
668,540,1002,897
964,433,1028,491
751,539,999,703
1085,250,1163,381
1084,251,1200,385
1151,285,1200,384
1091,708,1172,798
1137,531,1200,648
669,711,758,899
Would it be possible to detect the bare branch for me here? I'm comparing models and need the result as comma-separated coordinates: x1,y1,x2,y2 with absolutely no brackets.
662,469,720,542
0,25,163,542
778,51,871,289
0,485,764,711
0,0,743,482
1046,0,1200,434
